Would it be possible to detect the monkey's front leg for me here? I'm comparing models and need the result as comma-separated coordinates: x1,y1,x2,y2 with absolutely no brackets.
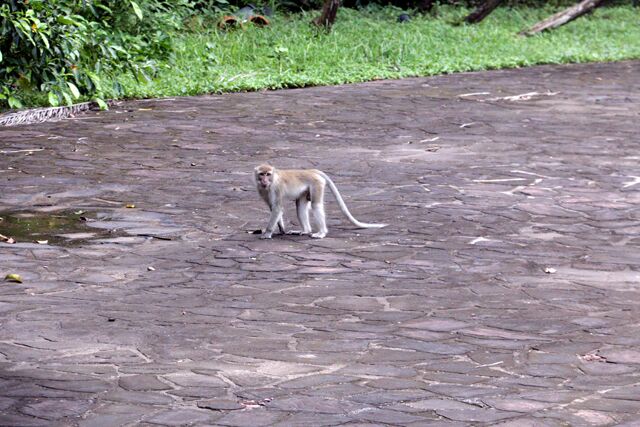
276,219,305,236
277,217,286,235
261,207,283,239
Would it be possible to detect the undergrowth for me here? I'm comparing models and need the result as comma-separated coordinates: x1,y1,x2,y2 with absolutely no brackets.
11,5,640,107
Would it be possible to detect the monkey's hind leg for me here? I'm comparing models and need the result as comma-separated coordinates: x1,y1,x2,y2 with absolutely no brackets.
293,197,313,235
310,186,328,239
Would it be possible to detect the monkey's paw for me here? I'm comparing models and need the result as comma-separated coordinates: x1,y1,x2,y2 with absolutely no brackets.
311,232,326,239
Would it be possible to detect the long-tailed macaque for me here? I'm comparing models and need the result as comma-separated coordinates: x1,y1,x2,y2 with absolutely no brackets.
254,164,387,239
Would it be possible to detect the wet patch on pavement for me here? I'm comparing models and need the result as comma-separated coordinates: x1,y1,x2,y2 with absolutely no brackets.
0,210,104,246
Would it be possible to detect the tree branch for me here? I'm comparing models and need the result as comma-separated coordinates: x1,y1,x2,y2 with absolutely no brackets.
520,0,606,36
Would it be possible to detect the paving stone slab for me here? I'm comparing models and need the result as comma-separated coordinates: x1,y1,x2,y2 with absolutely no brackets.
272,412,353,426
214,408,286,426
18,398,95,420
102,390,175,405
197,398,245,411
119,374,172,391
144,408,219,425
0,414,50,427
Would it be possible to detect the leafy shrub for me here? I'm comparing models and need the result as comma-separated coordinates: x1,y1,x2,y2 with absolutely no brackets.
0,0,198,110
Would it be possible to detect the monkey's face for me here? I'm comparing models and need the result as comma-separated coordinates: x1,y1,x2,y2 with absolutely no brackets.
255,166,274,190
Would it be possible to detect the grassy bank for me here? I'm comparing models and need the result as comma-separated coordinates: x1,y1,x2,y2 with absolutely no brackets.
18,5,640,105
112,5,640,98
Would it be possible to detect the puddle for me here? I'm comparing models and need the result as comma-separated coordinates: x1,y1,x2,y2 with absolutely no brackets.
0,210,118,246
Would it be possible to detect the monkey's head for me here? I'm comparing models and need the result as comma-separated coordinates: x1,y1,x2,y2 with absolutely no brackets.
255,164,276,190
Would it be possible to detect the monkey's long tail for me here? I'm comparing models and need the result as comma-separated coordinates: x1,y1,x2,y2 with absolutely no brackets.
317,171,387,229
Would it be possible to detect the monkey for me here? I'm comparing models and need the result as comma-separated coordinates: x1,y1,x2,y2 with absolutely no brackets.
254,164,387,239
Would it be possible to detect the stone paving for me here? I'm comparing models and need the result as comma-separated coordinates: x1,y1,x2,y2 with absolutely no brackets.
0,60,639,426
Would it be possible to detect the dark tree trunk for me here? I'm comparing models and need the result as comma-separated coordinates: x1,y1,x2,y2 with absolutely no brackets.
312,0,340,30
520,0,606,36
464,0,504,24
417,0,435,14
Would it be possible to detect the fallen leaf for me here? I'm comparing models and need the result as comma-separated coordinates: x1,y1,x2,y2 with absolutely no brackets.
420,136,440,143
581,353,606,362
125,204,136,209
36,240,48,245
5,273,22,283
544,267,557,274
147,266,156,271
489,91,559,102
458,92,491,98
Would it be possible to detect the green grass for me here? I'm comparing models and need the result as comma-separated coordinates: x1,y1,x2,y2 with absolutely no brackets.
18,5,640,105
111,5,640,99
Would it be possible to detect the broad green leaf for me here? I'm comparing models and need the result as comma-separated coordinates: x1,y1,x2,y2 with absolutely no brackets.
38,32,50,49
48,91,60,106
67,82,80,99
8,96,23,109
57,15,85,28
110,45,127,54
95,98,108,110
58,16,76,25
16,21,35,44
86,71,102,91
135,68,150,83
0,49,3,63
112,81,124,96
62,91,73,106
95,4,113,13
130,1,143,20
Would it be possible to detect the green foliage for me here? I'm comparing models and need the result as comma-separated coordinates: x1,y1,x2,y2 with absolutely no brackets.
0,0,198,110
2,3,639,110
